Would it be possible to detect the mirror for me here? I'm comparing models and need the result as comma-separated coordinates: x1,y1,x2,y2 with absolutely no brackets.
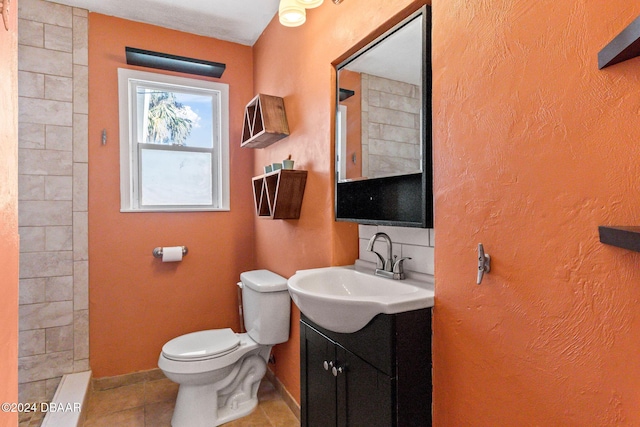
335,5,432,227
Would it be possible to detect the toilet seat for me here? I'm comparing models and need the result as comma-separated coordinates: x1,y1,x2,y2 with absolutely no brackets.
162,329,240,362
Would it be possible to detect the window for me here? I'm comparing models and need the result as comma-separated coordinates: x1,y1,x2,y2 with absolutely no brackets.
118,68,229,212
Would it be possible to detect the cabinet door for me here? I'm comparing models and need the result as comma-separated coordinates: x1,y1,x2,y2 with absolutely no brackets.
302,323,337,427
336,346,393,427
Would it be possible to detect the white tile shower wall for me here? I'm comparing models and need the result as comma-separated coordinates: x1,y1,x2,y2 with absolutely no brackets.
361,74,421,179
358,225,434,275
17,0,89,404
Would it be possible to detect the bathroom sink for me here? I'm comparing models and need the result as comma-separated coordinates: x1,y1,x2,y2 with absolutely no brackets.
287,265,434,333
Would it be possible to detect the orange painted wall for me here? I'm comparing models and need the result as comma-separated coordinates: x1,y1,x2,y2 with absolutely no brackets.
86,0,640,421
88,14,255,377
252,0,425,404
0,0,19,425
432,0,640,424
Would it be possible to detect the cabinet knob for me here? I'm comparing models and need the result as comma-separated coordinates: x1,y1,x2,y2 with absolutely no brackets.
332,365,345,377
323,361,334,371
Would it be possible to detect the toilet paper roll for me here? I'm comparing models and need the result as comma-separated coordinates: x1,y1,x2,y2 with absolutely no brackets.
162,246,183,262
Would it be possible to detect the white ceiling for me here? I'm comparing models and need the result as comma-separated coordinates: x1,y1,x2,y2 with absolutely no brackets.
47,0,280,46
46,0,421,85
343,15,422,86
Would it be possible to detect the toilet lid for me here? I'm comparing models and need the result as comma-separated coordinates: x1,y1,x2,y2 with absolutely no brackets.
162,329,240,362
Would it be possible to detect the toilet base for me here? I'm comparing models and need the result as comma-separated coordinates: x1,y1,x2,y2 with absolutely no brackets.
215,396,259,426
169,353,268,427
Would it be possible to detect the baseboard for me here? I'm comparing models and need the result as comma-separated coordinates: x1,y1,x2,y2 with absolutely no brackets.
40,370,91,427
265,368,300,421
92,367,165,391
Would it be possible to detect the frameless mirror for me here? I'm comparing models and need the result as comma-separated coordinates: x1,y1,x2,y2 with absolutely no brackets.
335,5,432,227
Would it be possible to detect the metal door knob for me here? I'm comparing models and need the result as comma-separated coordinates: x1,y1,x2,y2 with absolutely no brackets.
332,365,345,376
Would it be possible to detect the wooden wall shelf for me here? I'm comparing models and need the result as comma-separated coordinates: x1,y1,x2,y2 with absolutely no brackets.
252,169,307,219
598,226,640,252
241,94,290,149
598,15,640,69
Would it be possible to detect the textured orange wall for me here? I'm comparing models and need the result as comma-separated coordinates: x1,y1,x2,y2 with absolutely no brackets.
88,14,255,377
252,0,424,404
0,1,19,425
432,0,640,424
85,0,640,421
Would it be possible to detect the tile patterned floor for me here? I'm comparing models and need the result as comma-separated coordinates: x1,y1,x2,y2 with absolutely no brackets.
18,407,45,427
19,370,299,427
83,370,300,427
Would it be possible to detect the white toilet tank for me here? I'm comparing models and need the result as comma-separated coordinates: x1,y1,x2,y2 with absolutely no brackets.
240,270,290,345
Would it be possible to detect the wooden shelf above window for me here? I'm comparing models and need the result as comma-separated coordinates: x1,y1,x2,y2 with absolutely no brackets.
241,94,290,148
598,15,640,69
252,169,307,219
598,226,640,252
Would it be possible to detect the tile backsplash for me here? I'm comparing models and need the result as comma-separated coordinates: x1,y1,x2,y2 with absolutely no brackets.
358,225,434,276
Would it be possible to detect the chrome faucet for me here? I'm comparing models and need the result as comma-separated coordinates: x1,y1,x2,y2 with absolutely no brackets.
366,232,412,280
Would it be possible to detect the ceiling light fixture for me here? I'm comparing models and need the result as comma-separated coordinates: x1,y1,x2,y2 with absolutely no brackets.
279,0,345,27
279,0,306,27
296,0,324,8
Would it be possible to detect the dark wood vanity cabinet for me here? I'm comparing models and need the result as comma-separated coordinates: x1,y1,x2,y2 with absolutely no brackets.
300,309,432,427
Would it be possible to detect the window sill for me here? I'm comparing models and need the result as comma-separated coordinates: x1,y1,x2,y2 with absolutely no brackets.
120,207,230,213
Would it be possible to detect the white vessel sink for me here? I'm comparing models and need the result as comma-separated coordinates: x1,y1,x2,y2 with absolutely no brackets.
287,265,434,333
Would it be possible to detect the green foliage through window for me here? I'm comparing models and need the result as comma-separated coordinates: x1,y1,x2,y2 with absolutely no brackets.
145,91,197,146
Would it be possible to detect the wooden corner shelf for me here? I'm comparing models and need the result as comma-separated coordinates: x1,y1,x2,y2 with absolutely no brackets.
252,169,307,219
599,226,640,252
598,15,640,69
241,94,290,149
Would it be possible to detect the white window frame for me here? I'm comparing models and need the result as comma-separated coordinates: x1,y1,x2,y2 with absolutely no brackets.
118,68,230,212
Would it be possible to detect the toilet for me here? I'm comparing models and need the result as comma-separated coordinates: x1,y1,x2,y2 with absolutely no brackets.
158,270,290,427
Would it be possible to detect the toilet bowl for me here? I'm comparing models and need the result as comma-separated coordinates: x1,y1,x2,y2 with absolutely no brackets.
159,330,271,426
158,270,290,427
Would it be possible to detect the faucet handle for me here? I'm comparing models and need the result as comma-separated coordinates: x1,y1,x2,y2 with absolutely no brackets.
392,256,412,273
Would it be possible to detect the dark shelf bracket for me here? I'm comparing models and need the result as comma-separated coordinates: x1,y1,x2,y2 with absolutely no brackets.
125,47,226,78
339,88,355,101
598,226,640,252
598,15,640,69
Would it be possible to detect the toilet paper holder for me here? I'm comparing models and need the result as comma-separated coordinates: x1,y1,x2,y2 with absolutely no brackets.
152,246,189,258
